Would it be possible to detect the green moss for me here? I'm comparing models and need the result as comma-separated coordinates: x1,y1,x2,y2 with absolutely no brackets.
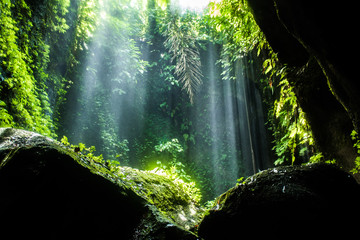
61,138,202,231
57,134,204,230
103,166,204,230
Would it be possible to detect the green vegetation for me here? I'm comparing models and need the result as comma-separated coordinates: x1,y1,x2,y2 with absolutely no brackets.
208,0,264,59
209,0,321,167
351,130,360,174
269,78,316,166
60,135,106,165
0,0,54,136
61,135,201,202
163,12,203,104
2,0,349,201
59,134,202,224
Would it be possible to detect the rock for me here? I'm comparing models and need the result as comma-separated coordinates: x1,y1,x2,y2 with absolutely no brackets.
0,128,200,239
246,0,359,173
198,163,360,239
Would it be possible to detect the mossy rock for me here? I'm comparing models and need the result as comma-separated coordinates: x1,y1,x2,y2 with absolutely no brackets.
0,128,200,239
114,166,203,230
199,163,360,239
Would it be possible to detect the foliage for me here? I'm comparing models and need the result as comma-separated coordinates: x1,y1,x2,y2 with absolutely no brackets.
62,134,194,200
149,165,201,203
350,130,360,174
137,138,201,202
29,0,74,131
209,0,321,166
1,0,326,200
154,139,189,182
163,12,203,104
60,135,105,164
61,134,202,210
208,0,265,78
155,138,183,162
0,0,55,136
269,78,316,165
259,44,320,166
58,0,148,161
1,0,235,200
0,0,98,137
209,0,263,52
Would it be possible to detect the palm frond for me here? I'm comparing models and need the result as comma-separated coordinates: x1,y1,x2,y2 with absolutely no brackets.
164,17,203,104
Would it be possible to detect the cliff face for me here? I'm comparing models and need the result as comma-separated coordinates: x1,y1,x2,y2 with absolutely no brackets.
246,0,359,174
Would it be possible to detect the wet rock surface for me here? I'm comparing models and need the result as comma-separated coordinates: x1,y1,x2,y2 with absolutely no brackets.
0,128,198,239
199,163,360,239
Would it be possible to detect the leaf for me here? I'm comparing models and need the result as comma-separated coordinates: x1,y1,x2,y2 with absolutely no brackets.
264,64,272,74
163,15,203,104
0,101,6,108
113,88,126,95
78,142,86,152
60,136,70,146
160,102,167,108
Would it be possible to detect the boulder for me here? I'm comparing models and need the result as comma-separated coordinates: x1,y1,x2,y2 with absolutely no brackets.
198,163,360,239
0,128,200,239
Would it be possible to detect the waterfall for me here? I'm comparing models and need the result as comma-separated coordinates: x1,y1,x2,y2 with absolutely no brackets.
59,4,272,200
236,55,272,174
190,44,271,198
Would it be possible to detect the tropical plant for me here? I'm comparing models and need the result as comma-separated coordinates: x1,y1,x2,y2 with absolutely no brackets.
155,138,183,162
0,0,56,137
350,130,360,174
208,0,265,59
208,0,322,166
163,12,203,104
269,78,316,165
60,135,111,166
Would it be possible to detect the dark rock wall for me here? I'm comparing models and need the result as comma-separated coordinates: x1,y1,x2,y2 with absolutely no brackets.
247,0,359,173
